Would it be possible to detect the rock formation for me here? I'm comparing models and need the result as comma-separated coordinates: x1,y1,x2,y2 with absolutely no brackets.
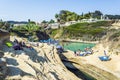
60,50,120,80
0,50,7,79
0,29,10,50
1,36,80,80
59,27,120,80
0,29,9,79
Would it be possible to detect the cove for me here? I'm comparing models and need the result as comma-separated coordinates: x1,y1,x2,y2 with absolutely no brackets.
61,41,96,80
62,42,96,51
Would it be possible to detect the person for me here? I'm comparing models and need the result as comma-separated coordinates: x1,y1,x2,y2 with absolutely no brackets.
78,49,81,53
76,51,79,56
13,43,21,50
84,48,87,52
22,42,26,47
36,43,39,46
14,39,18,43
104,50,107,56
74,51,76,56
19,41,22,47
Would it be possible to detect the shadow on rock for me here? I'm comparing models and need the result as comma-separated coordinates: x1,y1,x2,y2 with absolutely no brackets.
59,53,96,80
6,58,19,66
7,66,33,77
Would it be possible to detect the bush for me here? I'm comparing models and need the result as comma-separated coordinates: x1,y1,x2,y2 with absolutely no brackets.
50,29,58,36
91,21,112,27
12,23,40,32
109,31,120,40
50,21,110,40
63,22,106,36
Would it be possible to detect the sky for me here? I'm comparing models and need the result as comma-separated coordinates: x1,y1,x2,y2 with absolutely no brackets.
0,0,120,22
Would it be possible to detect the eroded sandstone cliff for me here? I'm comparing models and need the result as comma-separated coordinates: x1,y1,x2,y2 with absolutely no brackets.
1,36,80,80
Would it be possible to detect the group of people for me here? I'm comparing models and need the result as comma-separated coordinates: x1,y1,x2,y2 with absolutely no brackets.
74,48,93,56
74,49,81,56
13,39,34,50
13,39,26,50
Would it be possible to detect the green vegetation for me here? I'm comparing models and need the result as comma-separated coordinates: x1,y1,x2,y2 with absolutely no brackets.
50,29,59,37
50,21,112,41
0,21,11,31
63,21,107,38
91,21,112,27
109,30,120,41
11,21,41,39
12,22,40,32
105,15,120,19
55,10,120,23
55,10,103,23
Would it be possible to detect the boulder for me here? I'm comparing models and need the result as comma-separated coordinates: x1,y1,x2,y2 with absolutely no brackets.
3,36,81,80
0,58,7,78
0,51,4,58
0,29,10,50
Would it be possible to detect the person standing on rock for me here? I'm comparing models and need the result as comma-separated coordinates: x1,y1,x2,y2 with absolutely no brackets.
104,50,107,56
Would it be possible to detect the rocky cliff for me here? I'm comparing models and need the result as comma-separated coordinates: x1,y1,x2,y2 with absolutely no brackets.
1,36,80,80
0,30,10,79
0,29,10,50
59,27,120,80
60,50,120,80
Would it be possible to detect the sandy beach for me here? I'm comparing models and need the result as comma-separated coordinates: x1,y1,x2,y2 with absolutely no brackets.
62,45,120,79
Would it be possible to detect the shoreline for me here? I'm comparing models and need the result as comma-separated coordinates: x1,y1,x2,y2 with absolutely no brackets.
59,39,99,44
62,49,120,79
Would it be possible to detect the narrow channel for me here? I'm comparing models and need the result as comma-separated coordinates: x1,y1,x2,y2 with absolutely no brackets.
60,41,96,80
62,60,96,80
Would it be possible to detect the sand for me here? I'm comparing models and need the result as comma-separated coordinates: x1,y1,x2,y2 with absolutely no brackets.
4,36,81,80
63,44,120,78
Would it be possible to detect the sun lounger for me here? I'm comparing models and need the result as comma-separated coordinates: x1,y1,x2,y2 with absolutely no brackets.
79,52,87,56
79,53,85,56
86,51,92,54
79,51,92,56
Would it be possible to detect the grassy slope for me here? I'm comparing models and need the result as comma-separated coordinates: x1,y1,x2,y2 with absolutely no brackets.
50,21,112,41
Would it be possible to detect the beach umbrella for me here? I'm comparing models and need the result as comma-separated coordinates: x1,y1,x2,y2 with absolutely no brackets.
56,45,62,49
99,56,110,61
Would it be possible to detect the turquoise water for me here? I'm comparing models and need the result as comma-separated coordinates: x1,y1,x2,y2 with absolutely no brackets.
63,42,95,51
62,42,96,80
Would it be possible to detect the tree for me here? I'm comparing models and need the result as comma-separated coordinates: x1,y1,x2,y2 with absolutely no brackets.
41,20,48,23
55,14,59,19
84,12,91,19
0,19,3,22
28,19,31,23
55,10,80,22
81,12,84,17
94,10,103,16
105,15,120,19
15,22,39,33
0,22,4,28
92,10,103,19
49,19,55,23
29,21,36,24
4,22,10,30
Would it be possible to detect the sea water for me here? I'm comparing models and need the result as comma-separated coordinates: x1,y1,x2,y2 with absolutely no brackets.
63,42,96,51
62,41,96,80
